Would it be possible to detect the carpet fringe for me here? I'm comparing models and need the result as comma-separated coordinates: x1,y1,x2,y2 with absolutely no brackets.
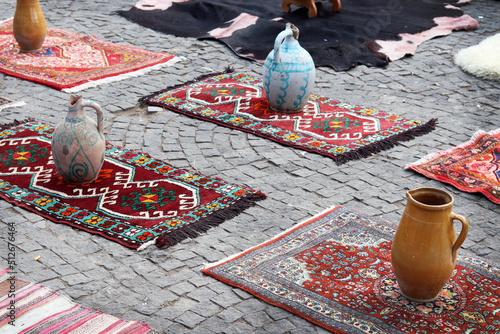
154,190,266,249
0,118,35,131
202,205,342,269
63,56,185,93
335,118,437,165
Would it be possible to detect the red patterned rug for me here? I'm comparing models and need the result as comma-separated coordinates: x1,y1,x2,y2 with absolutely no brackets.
406,129,500,204
0,268,158,332
0,19,176,92
203,206,500,333
141,72,436,164
0,120,265,250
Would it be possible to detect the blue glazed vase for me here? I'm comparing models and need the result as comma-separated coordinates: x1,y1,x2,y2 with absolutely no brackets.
262,23,315,113
51,95,105,184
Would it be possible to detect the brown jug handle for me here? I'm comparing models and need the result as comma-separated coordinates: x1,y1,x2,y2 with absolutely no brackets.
450,212,469,258
81,100,104,137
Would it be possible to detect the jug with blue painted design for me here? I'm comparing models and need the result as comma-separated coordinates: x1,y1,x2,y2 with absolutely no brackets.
51,95,105,184
262,23,315,113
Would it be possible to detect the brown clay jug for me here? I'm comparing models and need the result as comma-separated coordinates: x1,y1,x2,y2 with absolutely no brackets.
13,0,47,52
391,188,469,302
51,95,106,185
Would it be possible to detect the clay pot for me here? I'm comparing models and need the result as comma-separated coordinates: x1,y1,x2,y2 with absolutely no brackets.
391,188,469,302
51,95,106,184
262,23,315,113
13,0,47,52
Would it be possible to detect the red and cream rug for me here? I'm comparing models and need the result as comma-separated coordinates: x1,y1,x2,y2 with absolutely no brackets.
141,72,436,165
0,120,266,250
0,19,177,92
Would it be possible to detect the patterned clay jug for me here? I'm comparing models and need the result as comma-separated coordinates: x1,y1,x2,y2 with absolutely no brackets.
262,23,315,113
51,95,106,184
391,188,469,302
13,0,47,52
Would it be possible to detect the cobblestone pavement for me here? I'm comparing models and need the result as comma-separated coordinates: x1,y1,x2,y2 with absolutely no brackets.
1,0,499,333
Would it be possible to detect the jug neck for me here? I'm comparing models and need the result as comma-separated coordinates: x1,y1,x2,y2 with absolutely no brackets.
16,0,41,5
67,95,85,120
406,188,454,211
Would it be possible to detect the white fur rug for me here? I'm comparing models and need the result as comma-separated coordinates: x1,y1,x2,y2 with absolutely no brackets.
454,33,500,82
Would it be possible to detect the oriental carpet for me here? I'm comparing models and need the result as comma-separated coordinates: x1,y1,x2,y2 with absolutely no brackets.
0,120,266,250
0,19,176,92
118,0,477,70
0,268,158,333
406,129,500,204
202,206,500,333
141,72,436,165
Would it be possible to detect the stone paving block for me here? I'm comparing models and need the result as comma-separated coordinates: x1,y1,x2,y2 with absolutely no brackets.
25,268,60,283
61,273,94,286
51,263,79,276
224,322,255,334
263,319,297,333
170,281,197,296
189,300,220,318
217,307,244,323
198,317,232,333
210,291,242,308
244,310,274,327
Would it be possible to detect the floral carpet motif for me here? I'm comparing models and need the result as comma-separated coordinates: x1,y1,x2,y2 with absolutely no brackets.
406,129,500,204
141,72,436,164
0,19,176,91
0,268,158,333
0,120,265,249
203,206,500,333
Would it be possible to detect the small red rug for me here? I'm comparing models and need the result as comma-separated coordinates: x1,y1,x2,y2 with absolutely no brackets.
406,129,500,204
0,268,158,332
141,72,436,164
0,19,176,92
0,120,265,250
203,206,500,333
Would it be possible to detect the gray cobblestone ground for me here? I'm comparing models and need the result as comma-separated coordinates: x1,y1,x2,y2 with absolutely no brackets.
1,0,499,333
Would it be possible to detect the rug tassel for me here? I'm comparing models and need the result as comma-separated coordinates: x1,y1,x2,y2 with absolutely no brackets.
155,191,266,249
335,118,437,165
0,118,35,131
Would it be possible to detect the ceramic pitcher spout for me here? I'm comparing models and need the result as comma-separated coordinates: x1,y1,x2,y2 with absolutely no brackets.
69,94,82,106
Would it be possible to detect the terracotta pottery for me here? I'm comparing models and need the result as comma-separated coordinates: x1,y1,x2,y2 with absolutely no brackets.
391,188,469,302
13,0,47,52
51,95,106,185
262,23,315,113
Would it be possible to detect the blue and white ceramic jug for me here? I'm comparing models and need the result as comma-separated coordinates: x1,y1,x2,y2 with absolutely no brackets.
51,95,105,184
262,23,315,113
